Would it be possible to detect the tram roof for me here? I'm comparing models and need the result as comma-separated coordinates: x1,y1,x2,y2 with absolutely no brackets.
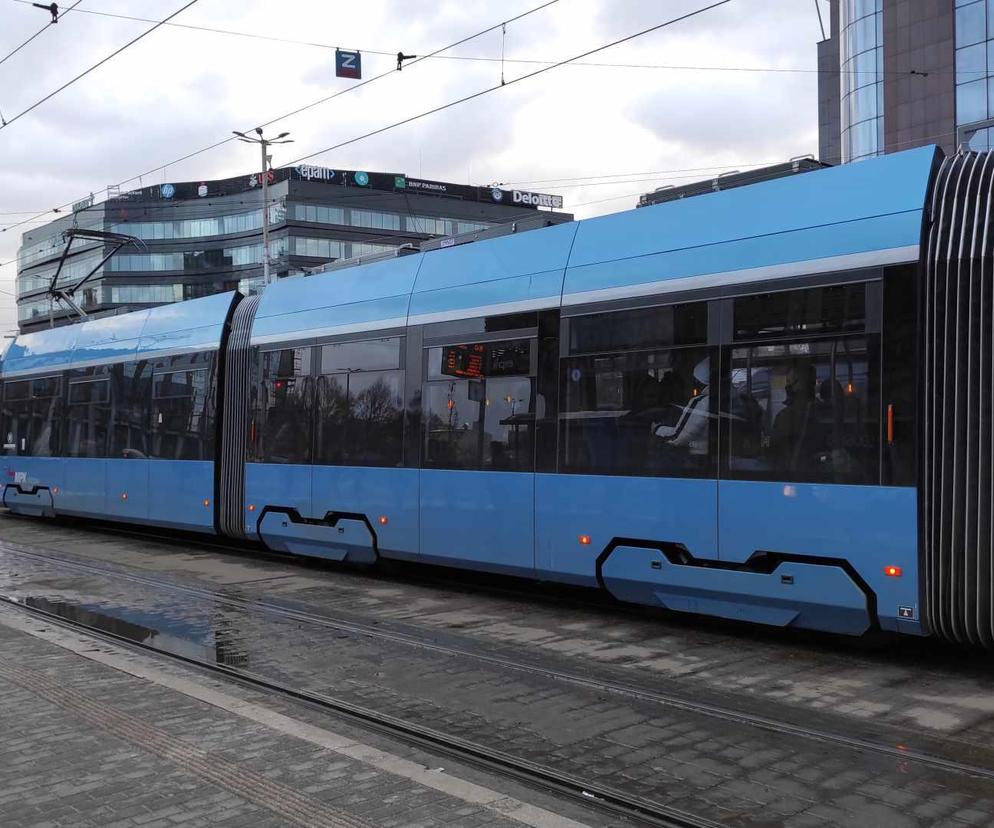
3,144,943,368
2,291,236,377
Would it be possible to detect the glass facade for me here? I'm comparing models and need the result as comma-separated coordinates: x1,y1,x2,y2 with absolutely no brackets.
840,0,884,162
350,209,402,231
15,170,554,332
293,237,347,259
291,202,490,237
292,203,345,225
108,207,281,241
18,254,104,296
955,0,994,150
106,239,289,272
109,284,184,304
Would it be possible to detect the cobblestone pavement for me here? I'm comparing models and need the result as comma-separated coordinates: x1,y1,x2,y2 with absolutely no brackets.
0,607,606,828
0,517,993,826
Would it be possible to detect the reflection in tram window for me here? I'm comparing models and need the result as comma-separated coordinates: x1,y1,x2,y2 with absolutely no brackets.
151,368,213,460
423,339,535,472
66,376,110,458
1,376,62,456
423,376,535,471
257,347,313,464
725,337,879,484
110,362,150,459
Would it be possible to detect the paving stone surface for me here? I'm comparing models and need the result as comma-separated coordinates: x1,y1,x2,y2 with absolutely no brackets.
1,516,994,827
0,612,590,827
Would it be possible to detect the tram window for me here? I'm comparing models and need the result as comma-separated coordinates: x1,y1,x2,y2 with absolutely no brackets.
569,302,707,355
423,339,535,471
259,347,313,464
315,371,404,467
262,347,312,378
723,336,879,484
110,362,150,459
320,337,401,373
1,376,62,456
733,284,866,341
66,377,110,458
150,368,213,460
882,266,916,486
560,346,713,477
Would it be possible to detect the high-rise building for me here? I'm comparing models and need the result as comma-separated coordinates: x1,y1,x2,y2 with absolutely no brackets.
817,0,992,164
16,166,572,333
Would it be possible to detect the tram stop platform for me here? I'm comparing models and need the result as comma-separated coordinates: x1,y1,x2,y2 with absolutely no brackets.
0,605,595,828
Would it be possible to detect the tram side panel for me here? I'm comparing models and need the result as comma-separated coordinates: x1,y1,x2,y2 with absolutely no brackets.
1,293,237,533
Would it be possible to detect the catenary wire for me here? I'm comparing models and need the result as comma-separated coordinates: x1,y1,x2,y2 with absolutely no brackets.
0,1,737,287
0,0,201,132
0,1,560,241
0,106,980,277
8,0,968,79
285,0,736,168
0,114,975,276
0,0,83,70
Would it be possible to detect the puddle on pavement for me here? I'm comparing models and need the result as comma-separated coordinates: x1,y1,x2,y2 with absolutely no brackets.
10,595,250,668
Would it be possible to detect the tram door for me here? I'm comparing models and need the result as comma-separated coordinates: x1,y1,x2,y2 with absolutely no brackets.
717,281,884,562
419,335,537,574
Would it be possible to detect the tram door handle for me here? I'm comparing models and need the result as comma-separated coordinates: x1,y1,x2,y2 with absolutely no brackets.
886,404,894,445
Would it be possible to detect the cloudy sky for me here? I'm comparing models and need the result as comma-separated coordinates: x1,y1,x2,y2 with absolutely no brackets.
0,0,828,333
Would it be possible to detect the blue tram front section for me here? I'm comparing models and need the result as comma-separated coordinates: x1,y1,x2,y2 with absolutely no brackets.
1,291,236,532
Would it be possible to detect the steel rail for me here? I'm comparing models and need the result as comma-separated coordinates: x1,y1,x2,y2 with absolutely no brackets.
1,538,993,784
0,591,721,828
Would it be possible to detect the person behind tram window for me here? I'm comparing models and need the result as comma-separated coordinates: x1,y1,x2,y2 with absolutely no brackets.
815,375,865,480
653,357,709,469
770,362,826,477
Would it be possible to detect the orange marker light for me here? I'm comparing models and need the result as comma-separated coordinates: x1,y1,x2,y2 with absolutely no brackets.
203,499,210,508
884,565,902,577
120,492,128,501
52,486,59,495
578,534,591,546
247,504,256,512
378,515,389,526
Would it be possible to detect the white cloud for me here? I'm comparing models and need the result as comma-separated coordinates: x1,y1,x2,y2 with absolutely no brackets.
0,0,824,333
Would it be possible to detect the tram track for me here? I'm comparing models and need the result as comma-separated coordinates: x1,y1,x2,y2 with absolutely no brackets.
1,537,994,787
0,590,720,828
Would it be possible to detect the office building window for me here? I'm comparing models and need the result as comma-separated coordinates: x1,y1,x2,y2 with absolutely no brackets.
109,284,183,304
955,0,994,141
292,237,347,258
840,0,884,162
349,209,401,231
292,203,346,225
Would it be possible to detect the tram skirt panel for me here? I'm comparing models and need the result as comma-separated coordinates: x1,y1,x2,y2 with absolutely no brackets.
923,151,994,646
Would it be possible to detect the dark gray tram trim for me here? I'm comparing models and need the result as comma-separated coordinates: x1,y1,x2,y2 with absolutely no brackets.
218,294,261,539
921,150,994,646
594,538,878,631
254,505,381,564
211,293,243,536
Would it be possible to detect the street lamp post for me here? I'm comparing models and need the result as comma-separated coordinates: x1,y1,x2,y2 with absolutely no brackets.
233,128,293,287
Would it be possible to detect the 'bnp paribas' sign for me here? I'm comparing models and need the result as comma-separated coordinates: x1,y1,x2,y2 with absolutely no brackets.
72,194,94,213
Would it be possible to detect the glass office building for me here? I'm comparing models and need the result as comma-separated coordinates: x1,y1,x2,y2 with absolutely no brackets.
955,0,994,150
819,0,990,163
840,0,885,162
16,168,571,333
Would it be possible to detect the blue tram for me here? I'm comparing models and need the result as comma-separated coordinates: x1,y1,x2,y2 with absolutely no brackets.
2,145,987,644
